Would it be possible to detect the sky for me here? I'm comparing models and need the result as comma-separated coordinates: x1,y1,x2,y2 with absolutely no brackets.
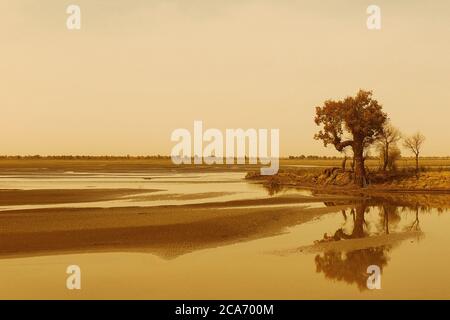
1,0,449,156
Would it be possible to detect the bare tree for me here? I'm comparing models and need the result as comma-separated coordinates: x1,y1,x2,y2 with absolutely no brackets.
377,123,401,171
403,132,426,173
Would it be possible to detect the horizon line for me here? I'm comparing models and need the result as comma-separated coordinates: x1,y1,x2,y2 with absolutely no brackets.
1,155,450,160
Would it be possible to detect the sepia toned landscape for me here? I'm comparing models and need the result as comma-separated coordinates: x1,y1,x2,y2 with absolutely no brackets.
1,0,450,301
0,154,449,299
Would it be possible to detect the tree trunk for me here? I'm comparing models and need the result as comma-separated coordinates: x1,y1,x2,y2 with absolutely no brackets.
415,154,419,173
382,205,391,234
342,156,347,172
353,143,366,188
352,204,366,238
383,143,389,171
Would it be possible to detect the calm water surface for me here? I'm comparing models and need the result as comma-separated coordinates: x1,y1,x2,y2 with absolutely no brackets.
0,172,312,211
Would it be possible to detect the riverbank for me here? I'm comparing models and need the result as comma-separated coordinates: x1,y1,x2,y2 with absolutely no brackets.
246,167,450,195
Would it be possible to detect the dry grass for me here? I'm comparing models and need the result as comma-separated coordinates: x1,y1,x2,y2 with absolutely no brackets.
247,167,450,192
281,158,450,169
370,171,450,190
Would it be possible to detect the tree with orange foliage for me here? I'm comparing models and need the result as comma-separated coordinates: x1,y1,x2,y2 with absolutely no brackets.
314,90,387,187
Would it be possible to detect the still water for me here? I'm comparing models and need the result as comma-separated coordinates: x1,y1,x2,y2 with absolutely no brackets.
0,172,449,299
0,172,311,211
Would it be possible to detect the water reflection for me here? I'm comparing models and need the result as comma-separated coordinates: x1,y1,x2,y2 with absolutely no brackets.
315,247,389,291
263,180,285,196
312,201,433,290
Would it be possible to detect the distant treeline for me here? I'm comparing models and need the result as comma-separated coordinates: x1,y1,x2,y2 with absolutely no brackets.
287,155,450,160
0,155,172,160
0,155,448,160
288,155,345,160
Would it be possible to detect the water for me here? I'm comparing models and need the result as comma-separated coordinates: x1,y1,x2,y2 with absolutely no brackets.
0,171,449,299
0,172,312,211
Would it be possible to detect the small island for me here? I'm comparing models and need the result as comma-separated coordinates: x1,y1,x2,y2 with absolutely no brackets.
246,90,450,195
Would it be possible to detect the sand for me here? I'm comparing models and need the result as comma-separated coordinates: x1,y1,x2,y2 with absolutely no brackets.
0,188,158,206
271,231,424,256
0,194,352,259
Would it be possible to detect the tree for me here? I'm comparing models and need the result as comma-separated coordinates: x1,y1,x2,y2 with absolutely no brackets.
384,145,401,171
403,132,426,174
341,148,351,172
314,90,387,187
377,123,401,171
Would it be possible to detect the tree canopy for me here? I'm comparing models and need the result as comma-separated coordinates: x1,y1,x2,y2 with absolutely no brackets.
314,90,388,187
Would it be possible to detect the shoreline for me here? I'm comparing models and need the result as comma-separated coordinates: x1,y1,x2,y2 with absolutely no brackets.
246,168,450,196
0,188,158,206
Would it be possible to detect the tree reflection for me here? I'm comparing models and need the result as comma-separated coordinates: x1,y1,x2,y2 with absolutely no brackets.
409,206,420,231
378,204,401,234
263,182,284,196
315,247,389,291
313,200,427,290
318,203,368,241
314,202,390,291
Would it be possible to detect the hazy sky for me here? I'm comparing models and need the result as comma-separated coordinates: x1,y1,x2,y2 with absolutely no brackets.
1,0,449,156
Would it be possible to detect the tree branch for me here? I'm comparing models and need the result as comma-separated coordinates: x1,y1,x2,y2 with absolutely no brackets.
335,140,353,152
